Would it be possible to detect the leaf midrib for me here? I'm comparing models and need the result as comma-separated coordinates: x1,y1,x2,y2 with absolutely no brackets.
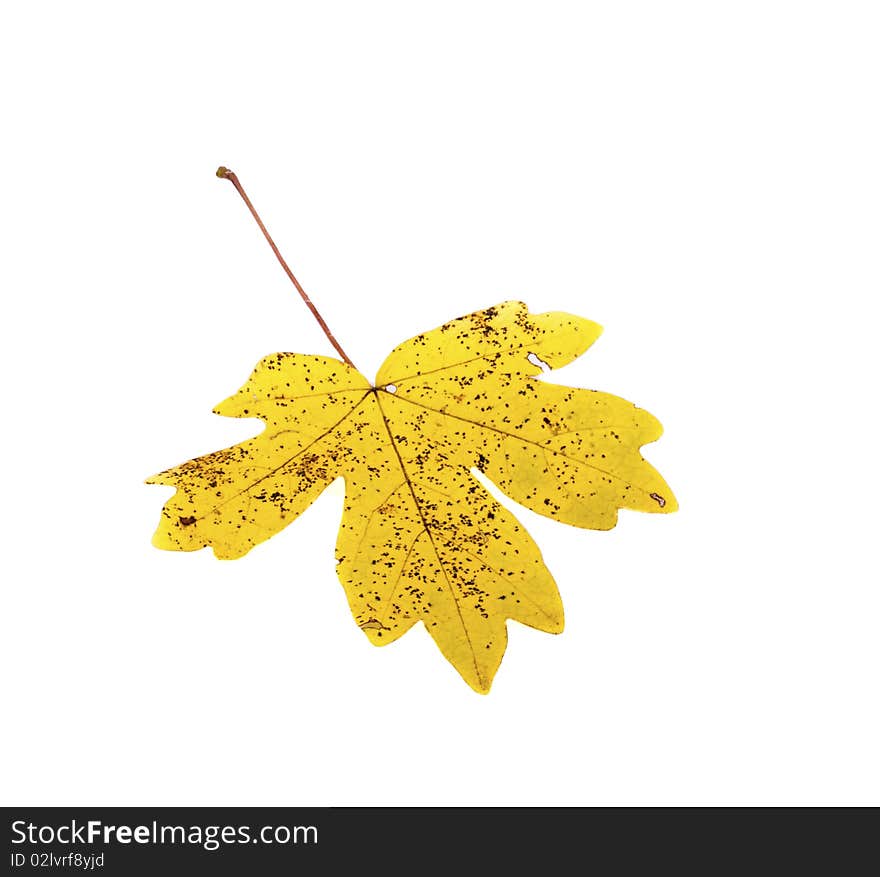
388,390,658,498
373,391,484,689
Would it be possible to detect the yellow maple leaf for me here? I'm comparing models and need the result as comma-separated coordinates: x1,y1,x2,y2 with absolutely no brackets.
148,300,676,692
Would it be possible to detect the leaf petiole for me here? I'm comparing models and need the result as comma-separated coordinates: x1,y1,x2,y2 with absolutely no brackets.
216,166,357,369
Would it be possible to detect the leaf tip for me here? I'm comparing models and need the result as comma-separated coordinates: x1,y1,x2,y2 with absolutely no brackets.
464,672,494,695
150,527,173,551
212,394,252,419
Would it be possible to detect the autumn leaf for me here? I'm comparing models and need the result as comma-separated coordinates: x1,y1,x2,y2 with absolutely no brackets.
148,300,676,692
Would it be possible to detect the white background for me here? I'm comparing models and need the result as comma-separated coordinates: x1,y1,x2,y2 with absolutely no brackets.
1,1,878,806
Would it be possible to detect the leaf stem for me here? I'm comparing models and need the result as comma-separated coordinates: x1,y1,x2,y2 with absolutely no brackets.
216,166,357,369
